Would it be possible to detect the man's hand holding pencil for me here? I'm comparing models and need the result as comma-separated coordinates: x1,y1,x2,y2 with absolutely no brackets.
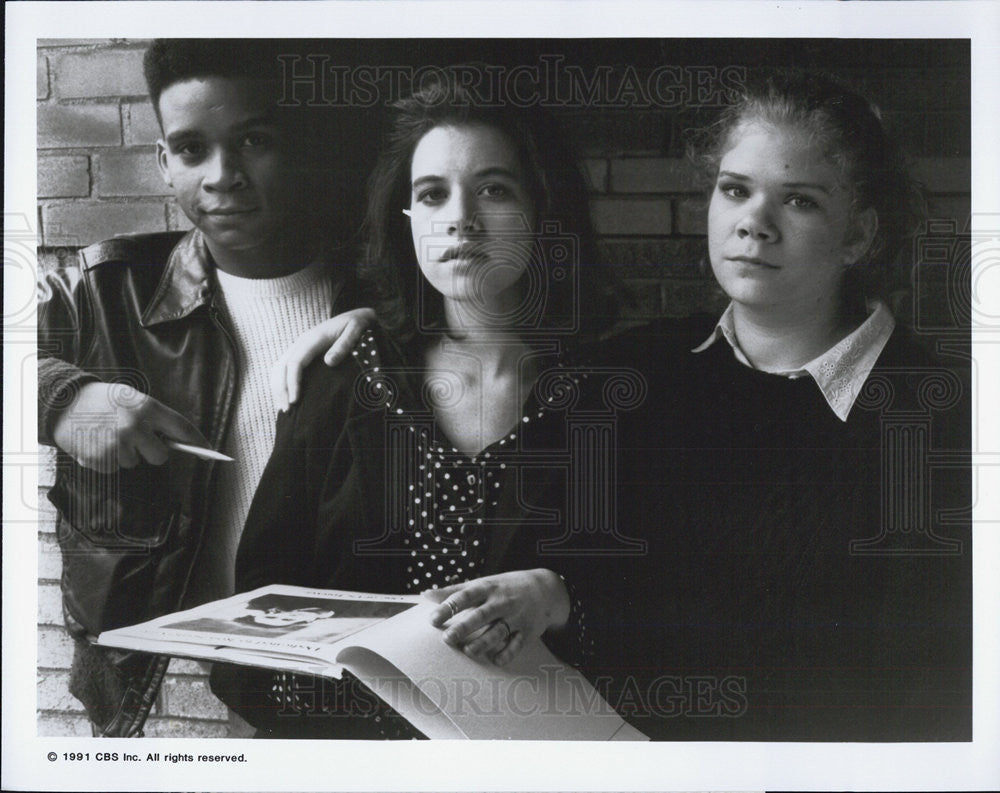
51,381,231,472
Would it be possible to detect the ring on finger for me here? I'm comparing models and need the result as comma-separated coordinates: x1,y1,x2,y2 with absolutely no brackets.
445,600,459,618
495,618,513,644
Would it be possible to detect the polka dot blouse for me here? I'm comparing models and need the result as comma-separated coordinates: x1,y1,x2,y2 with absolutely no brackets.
264,328,596,734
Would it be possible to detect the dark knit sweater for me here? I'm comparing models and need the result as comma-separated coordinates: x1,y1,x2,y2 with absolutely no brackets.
585,319,971,741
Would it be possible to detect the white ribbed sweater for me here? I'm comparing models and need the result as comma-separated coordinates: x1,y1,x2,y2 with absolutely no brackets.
187,264,333,605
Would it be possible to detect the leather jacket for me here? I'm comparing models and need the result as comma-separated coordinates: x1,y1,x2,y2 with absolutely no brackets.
38,229,353,736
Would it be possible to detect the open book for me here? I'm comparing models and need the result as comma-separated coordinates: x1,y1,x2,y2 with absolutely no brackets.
98,584,646,741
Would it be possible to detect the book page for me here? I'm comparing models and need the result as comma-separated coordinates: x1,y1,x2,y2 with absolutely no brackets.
334,647,467,739
333,601,645,740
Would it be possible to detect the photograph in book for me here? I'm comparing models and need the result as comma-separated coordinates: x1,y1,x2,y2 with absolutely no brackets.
97,586,424,662
161,592,414,642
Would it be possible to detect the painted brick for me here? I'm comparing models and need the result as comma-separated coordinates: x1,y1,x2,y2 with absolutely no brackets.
166,201,196,231
38,530,63,582
914,158,971,194
922,112,971,158
40,447,58,487
583,158,608,192
4,457,44,528
38,625,75,669
876,66,970,113
38,582,65,626
620,278,662,318
39,509,59,545
567,110,669,157
125,101,161,145
38,156,90,198
610,158,697,193
887,110,972,159
42,201,167,246
662,279,727,318
53,48,148,99
37,712,93,737
168,656,214,676
37,248,82,276
674,197,708,236
96,149,168,197
37,39,118,48
38,103,121,148
144,718,229,739
882,110,923,155
37,670,85,712
591,198,671,236
38,55,50,100
616,264,706,286
37,248,61,274
600,238,706,271
39,485,59,523
158,677,229,720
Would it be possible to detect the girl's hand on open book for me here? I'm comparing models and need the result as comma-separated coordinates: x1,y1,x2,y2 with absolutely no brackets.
270,307,376,411
425,569,570,667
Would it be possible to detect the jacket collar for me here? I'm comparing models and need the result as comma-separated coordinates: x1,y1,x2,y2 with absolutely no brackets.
140,230,216,328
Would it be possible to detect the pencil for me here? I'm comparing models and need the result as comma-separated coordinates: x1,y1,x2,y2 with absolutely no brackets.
164,440,234,462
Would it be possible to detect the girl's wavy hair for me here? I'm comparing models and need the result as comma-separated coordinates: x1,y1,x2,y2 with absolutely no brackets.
688,68,927,305
359,71,619,346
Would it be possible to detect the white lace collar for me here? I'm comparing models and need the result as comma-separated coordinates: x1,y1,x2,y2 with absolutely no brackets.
692,301,896,421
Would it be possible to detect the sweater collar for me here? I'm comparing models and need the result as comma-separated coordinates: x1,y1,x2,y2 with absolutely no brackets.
692,300,896,421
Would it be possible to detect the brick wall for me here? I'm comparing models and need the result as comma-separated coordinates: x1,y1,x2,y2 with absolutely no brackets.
35,39,972,737
37,39,191,249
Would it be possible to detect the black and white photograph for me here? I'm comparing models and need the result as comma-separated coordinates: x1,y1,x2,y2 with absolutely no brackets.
4,1,999,791
161,592,413,640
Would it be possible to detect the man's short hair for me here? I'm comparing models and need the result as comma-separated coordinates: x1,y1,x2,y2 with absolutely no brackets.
143,39,285,124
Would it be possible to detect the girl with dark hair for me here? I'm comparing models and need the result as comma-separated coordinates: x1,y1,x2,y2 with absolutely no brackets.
596,69,970,741
270,76,616,408
358,75,614,343
212,73,625,738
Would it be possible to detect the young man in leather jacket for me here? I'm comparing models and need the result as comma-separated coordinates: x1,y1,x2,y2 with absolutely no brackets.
38,39,365,737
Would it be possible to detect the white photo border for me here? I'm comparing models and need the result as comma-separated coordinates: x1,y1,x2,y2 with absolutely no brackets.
5,2,999,791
